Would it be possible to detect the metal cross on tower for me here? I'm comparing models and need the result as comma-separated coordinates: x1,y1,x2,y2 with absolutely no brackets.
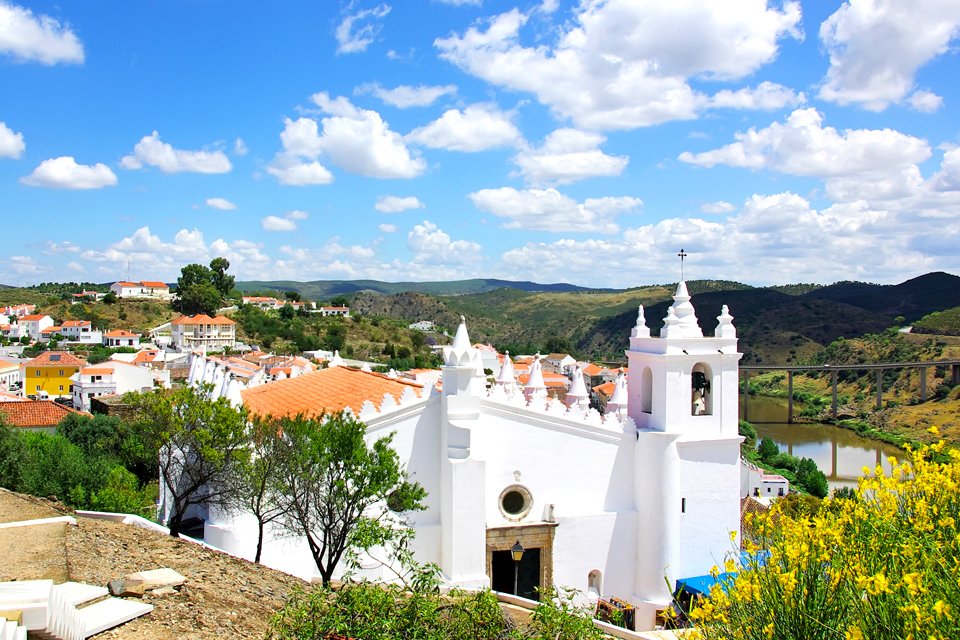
677,248,688,281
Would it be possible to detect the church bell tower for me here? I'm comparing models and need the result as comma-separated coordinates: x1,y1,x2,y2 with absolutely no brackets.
627,279,743,630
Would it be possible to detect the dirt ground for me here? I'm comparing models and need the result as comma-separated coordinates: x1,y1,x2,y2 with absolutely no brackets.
0,488,307,639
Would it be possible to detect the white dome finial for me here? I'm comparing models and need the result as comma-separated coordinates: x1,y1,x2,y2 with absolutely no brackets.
632,305,651,339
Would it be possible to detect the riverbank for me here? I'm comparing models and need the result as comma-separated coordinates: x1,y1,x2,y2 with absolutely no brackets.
744,368,960,448
740,396,906,491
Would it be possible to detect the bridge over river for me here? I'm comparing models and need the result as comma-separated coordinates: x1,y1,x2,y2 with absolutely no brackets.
741,359,960,424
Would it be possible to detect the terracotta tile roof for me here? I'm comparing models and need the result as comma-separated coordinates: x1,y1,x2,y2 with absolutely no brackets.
581,363,604,376
132,350,160,364
0,400,87,428
241,366,424,419
80,366,114,375
41,326,61,334
19,314,48,322
104,329,138,337
518,373,569,388
24,351,85,368
592,381,615,398
140,281,168,288
61,320,91,328
171,314,236,326
115,281,139,287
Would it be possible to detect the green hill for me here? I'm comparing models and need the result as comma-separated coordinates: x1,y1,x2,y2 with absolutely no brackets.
235,278,608,299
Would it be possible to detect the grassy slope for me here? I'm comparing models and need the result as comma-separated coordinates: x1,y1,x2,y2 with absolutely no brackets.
913,306,960,336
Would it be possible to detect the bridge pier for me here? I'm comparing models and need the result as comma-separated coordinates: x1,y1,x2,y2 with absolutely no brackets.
831,370,838,419
876,369,883,410
920,367,927,402
742,370,749,422
953,364,959,386
787,371,794,424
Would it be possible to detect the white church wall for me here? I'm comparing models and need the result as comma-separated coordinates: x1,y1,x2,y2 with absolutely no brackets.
676,438,742,580
366,399,443,526
552,511,638,602
472,406,631,525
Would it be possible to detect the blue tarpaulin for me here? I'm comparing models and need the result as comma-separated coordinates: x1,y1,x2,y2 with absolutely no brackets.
675,551,770,597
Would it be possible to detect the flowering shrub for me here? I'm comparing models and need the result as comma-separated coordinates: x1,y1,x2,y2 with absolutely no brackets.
691,431,960,640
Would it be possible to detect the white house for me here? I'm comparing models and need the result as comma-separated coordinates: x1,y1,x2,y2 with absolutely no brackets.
314,306,349,317
170,314,236,351
110,281,171,300
409,320,437,332
60,320,103,345
741,461,789,498
70,361,157,411
103,329,140,348
2,304,36,318
17,315,54,342
0,358,21,393
542,353,577,375
185,282,744,631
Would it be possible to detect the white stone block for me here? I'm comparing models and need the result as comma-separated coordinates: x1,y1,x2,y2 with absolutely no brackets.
80,598,153,638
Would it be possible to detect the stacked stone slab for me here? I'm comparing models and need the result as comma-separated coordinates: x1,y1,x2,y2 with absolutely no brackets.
0,579,152,640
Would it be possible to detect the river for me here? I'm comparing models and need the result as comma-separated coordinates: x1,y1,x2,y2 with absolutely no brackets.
739,395,905,491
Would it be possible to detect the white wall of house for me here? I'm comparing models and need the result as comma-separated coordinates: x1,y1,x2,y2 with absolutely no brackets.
71,361,156,411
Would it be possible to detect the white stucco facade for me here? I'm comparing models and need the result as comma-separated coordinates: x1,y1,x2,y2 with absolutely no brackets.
192,283,743,631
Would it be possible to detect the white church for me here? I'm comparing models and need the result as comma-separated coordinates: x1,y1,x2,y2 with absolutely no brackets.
184,281,743,631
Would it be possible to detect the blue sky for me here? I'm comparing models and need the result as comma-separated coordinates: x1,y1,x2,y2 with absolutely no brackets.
1,0,959,288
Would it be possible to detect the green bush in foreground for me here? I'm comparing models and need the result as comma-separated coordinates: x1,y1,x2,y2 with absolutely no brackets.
268,582,604,640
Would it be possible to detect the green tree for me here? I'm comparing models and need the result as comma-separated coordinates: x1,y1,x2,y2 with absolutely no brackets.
102,291,117,304
283,290,301,302
757,436,779,462
0,418,24,490
273,411,426,585
57,412,154,485
127,387,250,536
210,257,235,299
278,303,296,320
232,417,289,564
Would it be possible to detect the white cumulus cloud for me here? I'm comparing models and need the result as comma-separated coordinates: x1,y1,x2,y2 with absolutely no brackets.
469,187,641,233
701,201,736,215
513,129,628,185
407,220,482,265
206,197,236,210
20,156,118,189
121,131,232,174
818,0,960,111
406,104,521,152
0,1,84,64
375,195,425,213
908,90,944,113
708,81,806,110
305,92,425,178
262,210,309,232
436,1,802,130
378,223,398,233
0,121,25,158
357,83,457,108
678,108,930,179
335,3,391,54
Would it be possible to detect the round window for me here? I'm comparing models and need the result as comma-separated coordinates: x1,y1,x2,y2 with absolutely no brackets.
499,485,532,521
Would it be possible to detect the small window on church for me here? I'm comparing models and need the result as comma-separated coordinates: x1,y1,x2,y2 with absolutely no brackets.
499,485,533,521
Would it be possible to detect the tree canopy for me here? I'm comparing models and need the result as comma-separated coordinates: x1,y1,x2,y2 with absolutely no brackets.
271,411,426,585
127,386,250,536
175,258,233,315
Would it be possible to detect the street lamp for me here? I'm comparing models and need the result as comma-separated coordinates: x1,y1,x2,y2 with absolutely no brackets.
511,540,524,596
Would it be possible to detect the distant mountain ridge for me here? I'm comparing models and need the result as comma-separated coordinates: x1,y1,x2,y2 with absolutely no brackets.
235,278,612,298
